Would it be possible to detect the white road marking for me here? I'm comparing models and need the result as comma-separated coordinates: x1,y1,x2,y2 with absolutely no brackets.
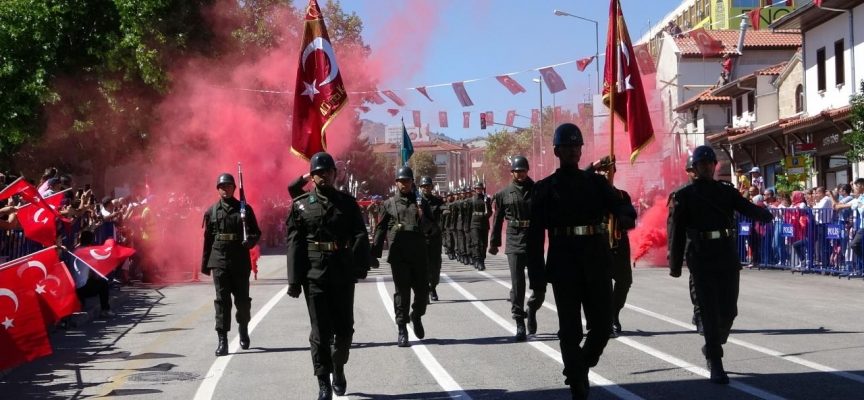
193,285,288,400
375,277,471,399
444,274,642,400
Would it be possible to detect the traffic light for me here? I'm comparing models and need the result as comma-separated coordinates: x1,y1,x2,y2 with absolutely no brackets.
480,113,487,130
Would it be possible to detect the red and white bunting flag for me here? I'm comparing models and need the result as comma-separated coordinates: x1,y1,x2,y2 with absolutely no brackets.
539,67,567,93
531,109,539,125
462,112,470,128
633,44,657,74
485,111,494,127
387,109,399,116
748,8,762,31
382,90,406,107
412,110,421,128
495,75,526,94
452,82,474,107
439,111,448,128
416,87,433,102
554,106,563,123
690,27,723,57
368,92,387,105
505,110,516,126
576,56,595,72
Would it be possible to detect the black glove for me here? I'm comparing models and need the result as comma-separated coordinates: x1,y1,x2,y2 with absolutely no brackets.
488,246,499,255
669,268,682,278
200,267,211,276
356,268,368,280
287,284,302,298
242,240,254,250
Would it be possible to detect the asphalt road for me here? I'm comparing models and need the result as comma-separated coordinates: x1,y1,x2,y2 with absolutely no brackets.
3,249,864,400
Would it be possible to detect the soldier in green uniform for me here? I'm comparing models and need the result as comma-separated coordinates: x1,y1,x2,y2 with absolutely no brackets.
469,182,493,271
419,176,445,302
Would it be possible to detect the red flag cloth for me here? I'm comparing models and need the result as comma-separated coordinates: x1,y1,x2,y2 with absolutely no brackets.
439,111,449,128
749,8,762,31
368,92,387,104
485,111,494,126
357,105,370,113
505,110,516,126
382,90,406,107
412,110,421,128
16,202,58,247
290,0,349,161
815,0,823,6
416,87,433,102
531,109,539,124
633,44,657,74
250,245,260,279
539,67,567,94
576,56,595,72
690,28,723,57
73,239,137,279
462,112,470,128
495,75,526,94
387,109,399,116
2,247,80,326
554,106,563,123
451,82,474,107
0,178,62,218
602,0,655,163
0,272,52,371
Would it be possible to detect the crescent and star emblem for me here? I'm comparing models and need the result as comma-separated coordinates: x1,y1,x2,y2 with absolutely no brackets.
18,260,47,279
33,208,49,224
0,288,20,312
90,247,113,261
300,37,340,101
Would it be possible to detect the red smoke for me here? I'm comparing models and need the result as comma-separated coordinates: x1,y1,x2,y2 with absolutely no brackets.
630,202,669,264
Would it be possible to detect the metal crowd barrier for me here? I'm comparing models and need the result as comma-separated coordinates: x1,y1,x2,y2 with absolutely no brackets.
0,222,115,264
737,208,863,278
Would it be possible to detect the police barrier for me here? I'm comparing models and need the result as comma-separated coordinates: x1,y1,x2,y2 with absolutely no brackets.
0,222,116,264
737,208,864,277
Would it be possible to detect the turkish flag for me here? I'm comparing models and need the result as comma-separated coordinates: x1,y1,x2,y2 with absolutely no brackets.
0,178,62,218
633,44,657,74
357,105,370,113
416,87,433,102
748,8,762,31
539,67,567,94
2,247,80,326
0,272,52,371
387,109,399,116
439,111,448,128
506,110,516,126
73,239,137,279
452,82,474,107
603,0,655,163
412,110,421,128
463,112,470,128
690,27,723,57
16,202,58,247
485,111,494,126
531,109,539,125
290,0,348,161
576,56,595,72
495,75,526,94
554,106,563,123
368,92,387,105
382,90,406,107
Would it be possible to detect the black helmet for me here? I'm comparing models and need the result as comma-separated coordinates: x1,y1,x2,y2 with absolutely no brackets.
691,146,717,165
510,155,529,171
686,155,695,171
553,123,584,147
473,181,485,189
396,166,414,180
419,176,433,186
216,173,235,188
310,152,337,174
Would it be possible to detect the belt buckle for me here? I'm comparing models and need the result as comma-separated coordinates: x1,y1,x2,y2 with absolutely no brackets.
706,231,720,240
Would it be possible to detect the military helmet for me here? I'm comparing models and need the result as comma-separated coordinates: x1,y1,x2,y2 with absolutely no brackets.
310,152,337,174
473,181,485,189
396,166,414,180
419,176,433,186
216,173,235,188
691,145,717,165
510,155,529,171
553,123,584,147
686,155,695,171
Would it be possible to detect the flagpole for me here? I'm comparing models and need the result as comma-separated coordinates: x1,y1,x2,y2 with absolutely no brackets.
607,0,620,247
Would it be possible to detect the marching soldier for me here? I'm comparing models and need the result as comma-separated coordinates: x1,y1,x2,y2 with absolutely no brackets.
367,199,381,240
454,189,468,265
442,192,456,260
490,155,544,341
286,152,370,399
419,176,445,301
372,166,438,347
667,156,704,334
201,172,261,357
469,182,493,271
527,123,637,399
668,145,773,385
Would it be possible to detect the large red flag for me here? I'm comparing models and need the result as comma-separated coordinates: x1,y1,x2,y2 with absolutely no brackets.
539,67,567,93
690,28,723,57
73,239,137,279
495,75,526,94
0,274,52,371
1,247,80,326
602,0,655,164
531,109,539,125
290,0,348,161
439,111,448,128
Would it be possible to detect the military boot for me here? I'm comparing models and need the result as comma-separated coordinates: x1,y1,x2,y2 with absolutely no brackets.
447,252,455,260
317,374,333,400
613,313,622,335
214,330,228,357
707,358,729,384
397,324,410,347
410,312,425,339
430,288,439,302
477,260,486,271
332,364,347,396
515,318,527,341
239,324,250,350
692,313,704,335
526,308,538,335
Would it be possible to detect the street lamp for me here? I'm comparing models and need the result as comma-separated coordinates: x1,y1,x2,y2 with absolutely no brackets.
553,9,600,95
532,77,545,177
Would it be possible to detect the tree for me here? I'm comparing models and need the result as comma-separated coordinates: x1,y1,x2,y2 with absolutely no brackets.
478,128,532,189
339,116,392,197
408,151,438,181
775,154,815,194
843,81,864,163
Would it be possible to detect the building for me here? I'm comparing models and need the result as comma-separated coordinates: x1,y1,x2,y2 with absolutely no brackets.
371,140,473,187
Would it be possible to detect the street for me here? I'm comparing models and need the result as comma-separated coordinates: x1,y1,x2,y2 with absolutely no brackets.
3,250,864,400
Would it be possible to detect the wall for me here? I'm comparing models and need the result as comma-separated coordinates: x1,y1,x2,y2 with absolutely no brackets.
804,12,853,113
755,75,779,126
777,58,803,118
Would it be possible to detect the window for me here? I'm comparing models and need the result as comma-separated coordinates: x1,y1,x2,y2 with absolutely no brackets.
835,39,845,86
733,0,759,6
765,162,781,190
736,96,743,118
795,84,804,112
747,91,755,114
816,47,826,91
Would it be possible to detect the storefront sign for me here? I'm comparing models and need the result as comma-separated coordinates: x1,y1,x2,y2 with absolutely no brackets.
822,133,841,147
792,143,817,155
784,156,808,182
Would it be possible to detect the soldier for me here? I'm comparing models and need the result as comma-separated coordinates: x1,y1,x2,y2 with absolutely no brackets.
667,156,704,334
469,182,493,270
527,123,637,399
372,166,437,347
367,199,381,237
201,172,262,357
668,145,773,384
419,176,445,302
490,155,543,341
286,152,370,399
442,192,456,260
461,188,474,266
453,189,467,265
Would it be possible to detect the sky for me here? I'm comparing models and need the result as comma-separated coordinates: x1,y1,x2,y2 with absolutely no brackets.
339,0,683,140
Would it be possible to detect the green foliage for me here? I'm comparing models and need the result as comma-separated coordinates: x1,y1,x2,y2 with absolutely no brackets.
479,128,532,188
775,154,815,194
340,119,392,196
408,151,438,180
843,81,864,163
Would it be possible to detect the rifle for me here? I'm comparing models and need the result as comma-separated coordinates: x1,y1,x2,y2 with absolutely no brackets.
238,162,248,242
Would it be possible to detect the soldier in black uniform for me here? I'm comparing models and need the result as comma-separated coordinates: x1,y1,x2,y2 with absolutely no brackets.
454,189,468,264
372,166,437,347
469,182,493,270
419,176,445,301
667,156,704,334
201,173,262,357
442,192,456,260
668,145,772,384
285,153,369,399
527,123,637,399
490,155,544,341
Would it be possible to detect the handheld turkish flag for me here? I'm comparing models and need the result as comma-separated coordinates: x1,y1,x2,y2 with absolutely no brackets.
495,75,526,94
1,247,80,326
412,110,421,128
73,239,137,279
16,202,58,247
462,112,470,128
603,0,655,164
539,67,567,93
290,0,348,161
416,87,434,102
382,90,406,107
505,110,516,126
439,111,448,128
0,268,52,370
690,28,723,57
0,178,62,218
576,56,595,72
633,44,657,74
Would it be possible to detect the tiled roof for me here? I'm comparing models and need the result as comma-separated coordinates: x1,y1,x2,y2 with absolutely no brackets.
755,61,788,76
784,105,852,133
706,132,729,143
674,30,801,57
674,89,732,112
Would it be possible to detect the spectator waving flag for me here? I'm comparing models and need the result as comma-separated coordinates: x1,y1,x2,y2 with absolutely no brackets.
0,261,52,370
72,239,137,279
1,247,80,326
0,178,62,218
